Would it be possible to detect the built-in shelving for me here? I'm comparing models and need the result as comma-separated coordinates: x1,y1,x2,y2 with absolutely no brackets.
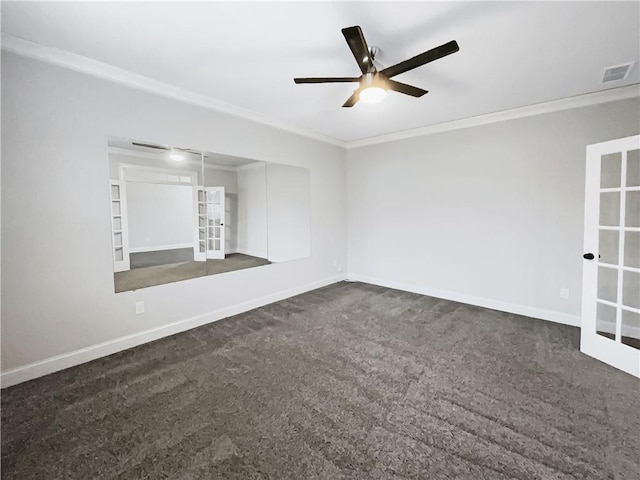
110,180,130,272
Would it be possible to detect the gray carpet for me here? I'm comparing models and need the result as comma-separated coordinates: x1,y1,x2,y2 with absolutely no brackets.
114,253,271,292
2,281,639,479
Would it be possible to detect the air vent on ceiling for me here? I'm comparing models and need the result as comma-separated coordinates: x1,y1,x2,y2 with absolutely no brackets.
602,62,634,83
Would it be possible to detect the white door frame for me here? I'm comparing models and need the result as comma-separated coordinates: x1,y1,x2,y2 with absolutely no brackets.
581,134,640,378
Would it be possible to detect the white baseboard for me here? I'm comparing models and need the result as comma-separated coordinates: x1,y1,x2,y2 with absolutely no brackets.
129,243,192,253
1,274,346,388
347,273,582,328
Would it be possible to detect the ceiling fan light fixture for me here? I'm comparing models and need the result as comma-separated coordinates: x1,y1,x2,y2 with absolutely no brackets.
359,86,387,104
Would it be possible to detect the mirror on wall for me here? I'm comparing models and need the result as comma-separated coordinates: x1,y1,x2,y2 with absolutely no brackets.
107,137,310,292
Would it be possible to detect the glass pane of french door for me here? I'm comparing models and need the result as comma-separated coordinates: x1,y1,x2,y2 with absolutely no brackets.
595,147,640,350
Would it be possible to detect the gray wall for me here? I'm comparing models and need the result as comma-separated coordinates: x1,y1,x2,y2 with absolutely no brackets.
205,167,238,194
126,182,193,251
2,48,638,381
347,98,640,323
237,164,268,258
267,163,311,262
1,52,347,373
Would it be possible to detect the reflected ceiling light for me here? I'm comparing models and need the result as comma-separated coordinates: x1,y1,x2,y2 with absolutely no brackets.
169,150,184,162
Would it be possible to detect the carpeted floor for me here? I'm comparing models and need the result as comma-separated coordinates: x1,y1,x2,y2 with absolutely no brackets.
114,253,271,292
2,281,639,479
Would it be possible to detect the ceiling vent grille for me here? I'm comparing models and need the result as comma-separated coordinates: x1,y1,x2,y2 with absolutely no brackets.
602,62,634,83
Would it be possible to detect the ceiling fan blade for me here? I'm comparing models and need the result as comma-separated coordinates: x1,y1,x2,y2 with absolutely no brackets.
342,26,373,74
380,40,459,79
294,77,361,84
131,142,169,150
342,88,361,108
385,79,428,97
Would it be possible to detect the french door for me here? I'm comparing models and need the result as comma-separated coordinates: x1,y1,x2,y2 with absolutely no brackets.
205,187,226,259
194,187,206,262
581,135,640,378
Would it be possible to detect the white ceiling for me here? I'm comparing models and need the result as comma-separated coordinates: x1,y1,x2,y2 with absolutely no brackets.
2,1,639,143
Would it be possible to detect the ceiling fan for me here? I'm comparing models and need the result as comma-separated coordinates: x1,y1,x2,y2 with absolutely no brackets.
294,26,459,107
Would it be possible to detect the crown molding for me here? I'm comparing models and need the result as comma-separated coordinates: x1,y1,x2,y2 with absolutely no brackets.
347,84,640,149
1,33,347,148
3,34,638,151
